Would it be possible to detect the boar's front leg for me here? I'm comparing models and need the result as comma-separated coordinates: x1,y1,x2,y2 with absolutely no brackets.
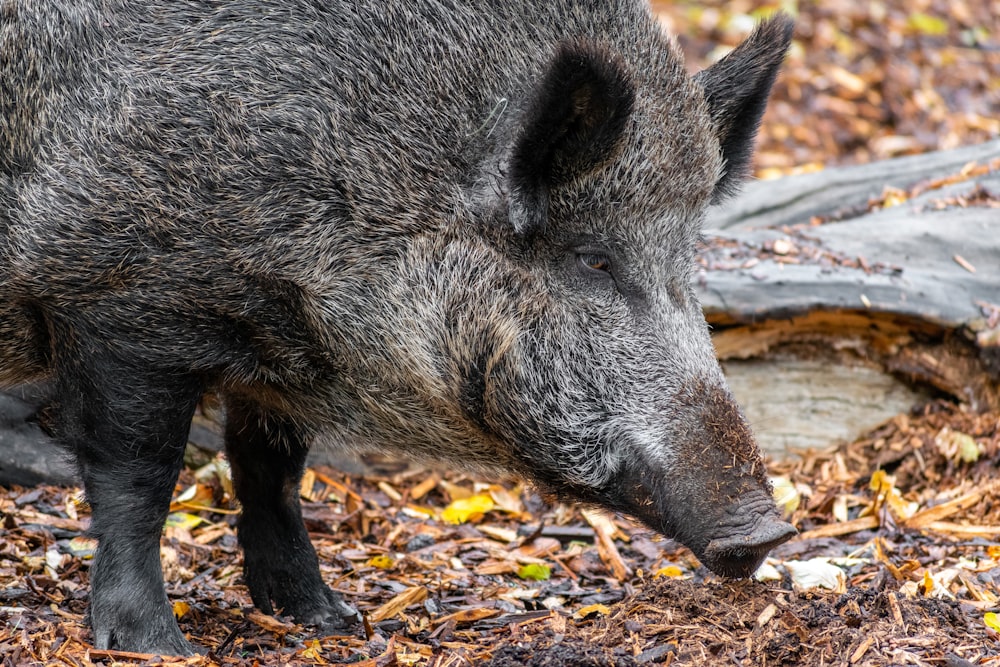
46,334,205,655
224,396,359,628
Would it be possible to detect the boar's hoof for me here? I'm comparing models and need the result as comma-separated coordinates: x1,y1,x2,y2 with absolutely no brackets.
703,518,796,579
91,602,200,657
297,591,361,629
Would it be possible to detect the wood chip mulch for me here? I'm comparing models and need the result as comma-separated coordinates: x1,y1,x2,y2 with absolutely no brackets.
2,400,999,666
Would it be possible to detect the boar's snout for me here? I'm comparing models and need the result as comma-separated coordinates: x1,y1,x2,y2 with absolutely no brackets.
617,469,796,579
602,381,796,579
701,502,797,578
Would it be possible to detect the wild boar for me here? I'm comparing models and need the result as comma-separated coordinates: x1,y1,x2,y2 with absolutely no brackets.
0,0,795,655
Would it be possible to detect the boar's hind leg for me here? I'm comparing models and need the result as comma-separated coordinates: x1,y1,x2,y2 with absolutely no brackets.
224,396,359,628
48,343,205,655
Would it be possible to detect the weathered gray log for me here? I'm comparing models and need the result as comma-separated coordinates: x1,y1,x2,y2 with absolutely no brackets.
702,140,999,329
701,140,1000,457
706,138,1000,232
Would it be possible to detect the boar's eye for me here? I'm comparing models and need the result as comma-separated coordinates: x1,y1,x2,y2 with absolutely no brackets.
578,252,612,275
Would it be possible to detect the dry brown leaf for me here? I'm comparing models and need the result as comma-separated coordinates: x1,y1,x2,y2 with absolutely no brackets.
368,585,429,624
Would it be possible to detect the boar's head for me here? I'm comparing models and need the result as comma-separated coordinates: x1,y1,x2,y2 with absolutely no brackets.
375,16,796,578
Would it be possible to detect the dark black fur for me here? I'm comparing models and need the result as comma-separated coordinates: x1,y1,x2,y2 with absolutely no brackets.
225,397,359,625
509,42,636,236
47,335,206,653
695,17,794,202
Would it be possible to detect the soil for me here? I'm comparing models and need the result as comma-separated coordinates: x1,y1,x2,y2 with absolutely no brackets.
487,579,986,667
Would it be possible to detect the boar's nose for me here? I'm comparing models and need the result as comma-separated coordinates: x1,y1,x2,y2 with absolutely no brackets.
702,516,797,578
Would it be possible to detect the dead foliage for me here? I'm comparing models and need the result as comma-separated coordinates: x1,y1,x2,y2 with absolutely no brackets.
653,0,1000,176
2,400,999,665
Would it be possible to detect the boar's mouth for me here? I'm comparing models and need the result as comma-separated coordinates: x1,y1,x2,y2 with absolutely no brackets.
597,457,796,579
693,492,797,578
702,517,797,578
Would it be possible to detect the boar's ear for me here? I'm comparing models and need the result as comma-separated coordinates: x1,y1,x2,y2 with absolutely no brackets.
694,14,794,203
508,41,635,237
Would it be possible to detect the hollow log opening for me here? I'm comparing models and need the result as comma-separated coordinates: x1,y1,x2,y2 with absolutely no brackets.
710,308,999,458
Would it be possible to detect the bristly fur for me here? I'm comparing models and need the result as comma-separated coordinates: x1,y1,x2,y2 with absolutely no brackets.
1,1,794,655
695,14,795,202
508,40,636,237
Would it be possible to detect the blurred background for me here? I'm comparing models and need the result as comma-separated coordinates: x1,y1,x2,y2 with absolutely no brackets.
652,0,999,176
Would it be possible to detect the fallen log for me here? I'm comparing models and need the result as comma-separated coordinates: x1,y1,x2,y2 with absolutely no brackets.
700,140,1000,456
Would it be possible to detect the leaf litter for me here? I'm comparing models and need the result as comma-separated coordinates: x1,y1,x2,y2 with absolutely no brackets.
2,400,998,665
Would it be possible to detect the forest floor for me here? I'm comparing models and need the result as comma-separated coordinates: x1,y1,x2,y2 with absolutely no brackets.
2,0,999,665
3,402,999,666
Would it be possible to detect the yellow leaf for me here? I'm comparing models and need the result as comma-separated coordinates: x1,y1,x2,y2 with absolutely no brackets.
441,494,494,525
985,612,1000,632
517,563,551,581
958,437,981,462
172,601,190,619
164,512,205,531
868,470,918,520
921,570,935,596
833,32,856,58
907,12,948,36
869,469,891,493
301,639,323,660
886,493,919,521
654,565,684,578
918,570,954,599
573,603,610,620
937,428,981,463
771,476,800,516
367,555,395,570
